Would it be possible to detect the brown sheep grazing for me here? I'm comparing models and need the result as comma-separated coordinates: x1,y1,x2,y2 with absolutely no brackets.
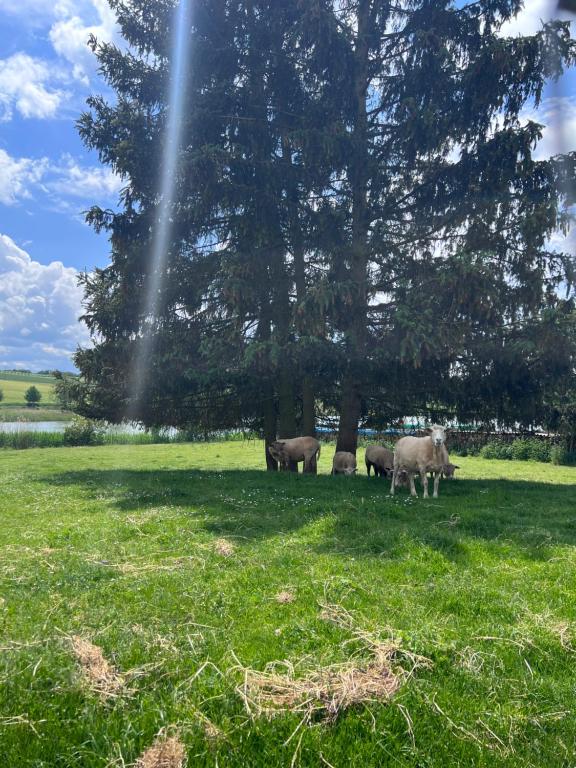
427,448,460,480
441,461,460,479
365,445,394,477
268,436,321,474
332,451,357,475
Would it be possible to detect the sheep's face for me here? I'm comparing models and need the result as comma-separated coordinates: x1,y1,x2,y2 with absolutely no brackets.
268,442,287,462
429,425,446,448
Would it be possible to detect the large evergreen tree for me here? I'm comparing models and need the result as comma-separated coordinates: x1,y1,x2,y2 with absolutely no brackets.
304,0,575,452
74,0,575,456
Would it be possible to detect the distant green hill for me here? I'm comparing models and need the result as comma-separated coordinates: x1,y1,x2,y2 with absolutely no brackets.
0,371,57,406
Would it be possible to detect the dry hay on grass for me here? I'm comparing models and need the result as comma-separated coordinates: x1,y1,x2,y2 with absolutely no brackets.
215,538,235,557
235,602,431,724
523,609,576,653
71,636,124,700
554,621,575,651
275,590,296,604
319,601,430,673
85,554,202,575
135,734,186,768
237,657,400,723
189,705,226,745
202,720,225,744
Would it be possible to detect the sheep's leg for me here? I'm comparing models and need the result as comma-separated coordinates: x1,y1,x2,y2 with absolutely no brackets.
433,472,440,498
390,470,396,495
420,469,429,498
305,453,317,475
367,462,372,477
409,473,418,497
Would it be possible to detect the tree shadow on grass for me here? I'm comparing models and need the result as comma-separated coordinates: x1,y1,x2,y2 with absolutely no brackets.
47,468,576,563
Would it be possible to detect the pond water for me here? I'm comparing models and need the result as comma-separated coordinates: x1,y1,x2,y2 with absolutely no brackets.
0,421,68,433
0,421,149,434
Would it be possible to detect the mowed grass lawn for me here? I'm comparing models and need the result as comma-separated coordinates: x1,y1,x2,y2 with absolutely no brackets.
1,442,575,767
0,373,56,407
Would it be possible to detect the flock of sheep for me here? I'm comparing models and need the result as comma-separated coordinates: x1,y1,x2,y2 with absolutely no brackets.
268,425,460,498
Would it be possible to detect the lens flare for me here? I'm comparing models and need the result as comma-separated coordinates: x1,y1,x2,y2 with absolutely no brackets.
127,0,193,420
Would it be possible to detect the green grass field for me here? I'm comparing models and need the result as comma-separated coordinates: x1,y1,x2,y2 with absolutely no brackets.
0,371,57,407
1,441,575,767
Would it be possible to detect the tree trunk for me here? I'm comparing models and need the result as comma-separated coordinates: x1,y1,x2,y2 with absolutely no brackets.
247,25,298,455
336,373,363,453
302,377,316,436
278,369,297,439
257,306,279,471
282,136,316,439
336,0,370,456
263,381,278,471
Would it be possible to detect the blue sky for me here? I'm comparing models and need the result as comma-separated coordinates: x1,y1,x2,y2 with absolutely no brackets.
0,0,574,372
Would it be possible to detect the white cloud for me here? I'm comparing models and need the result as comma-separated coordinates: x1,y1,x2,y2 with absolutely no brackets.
1,1,120,90
548,224,576,258
0,233,89,370
0,148,122,207
47,155,124,199
499,0,574,36
49,0,119,84
0,53,67,121
521,95,576,160
0,149,48,205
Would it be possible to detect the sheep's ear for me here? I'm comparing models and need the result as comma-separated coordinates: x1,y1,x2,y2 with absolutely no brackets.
453,464,460,469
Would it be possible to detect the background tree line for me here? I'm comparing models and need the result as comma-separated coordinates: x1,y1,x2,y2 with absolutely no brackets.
64,0,576,465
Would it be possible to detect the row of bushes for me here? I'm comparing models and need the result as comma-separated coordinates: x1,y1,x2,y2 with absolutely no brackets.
453,438,576,465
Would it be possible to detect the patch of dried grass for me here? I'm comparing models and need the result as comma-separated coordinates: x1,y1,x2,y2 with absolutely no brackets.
135,734,186,768
319,602,430,674
237,658,400,722
456,646,489,675
276,590,296,604
202,720,224,743
85,554,202,575
235,602,430,724
524,610,576,653
71,636,124,700
554,621,575,651
215,538,235,557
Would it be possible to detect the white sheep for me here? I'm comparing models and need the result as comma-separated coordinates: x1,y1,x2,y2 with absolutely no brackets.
390,426,448,498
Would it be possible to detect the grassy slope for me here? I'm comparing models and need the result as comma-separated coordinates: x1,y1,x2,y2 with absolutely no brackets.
0,372,57,407
1,442,575,767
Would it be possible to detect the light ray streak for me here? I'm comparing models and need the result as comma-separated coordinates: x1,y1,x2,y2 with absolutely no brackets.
127,0,193,419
